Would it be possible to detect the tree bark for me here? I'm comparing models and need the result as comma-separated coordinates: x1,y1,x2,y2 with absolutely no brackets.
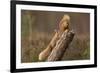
46,30,74,61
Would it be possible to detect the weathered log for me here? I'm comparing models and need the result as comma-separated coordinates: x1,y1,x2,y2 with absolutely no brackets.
46,30,74,61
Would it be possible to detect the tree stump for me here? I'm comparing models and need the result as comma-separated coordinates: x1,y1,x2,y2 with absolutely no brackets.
46,30,74,61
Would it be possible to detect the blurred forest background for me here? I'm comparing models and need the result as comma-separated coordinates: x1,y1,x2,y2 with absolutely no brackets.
21,10,90,63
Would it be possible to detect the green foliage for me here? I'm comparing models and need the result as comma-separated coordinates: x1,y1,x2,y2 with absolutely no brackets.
82,48,90,59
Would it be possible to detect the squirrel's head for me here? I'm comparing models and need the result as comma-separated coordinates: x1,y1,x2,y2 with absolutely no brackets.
59,14,70,31
63,14,70,25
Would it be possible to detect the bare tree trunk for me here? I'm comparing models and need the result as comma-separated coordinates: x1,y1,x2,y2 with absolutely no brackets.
47,30,74,61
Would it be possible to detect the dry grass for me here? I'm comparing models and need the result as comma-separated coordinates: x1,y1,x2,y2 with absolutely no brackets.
62,34,90,60
21,31,90,63
21,31,54,62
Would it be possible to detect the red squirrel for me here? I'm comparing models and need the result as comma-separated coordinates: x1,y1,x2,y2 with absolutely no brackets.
39,15,70,61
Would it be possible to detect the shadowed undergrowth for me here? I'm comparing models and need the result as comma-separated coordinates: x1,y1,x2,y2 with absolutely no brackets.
21,31,90,63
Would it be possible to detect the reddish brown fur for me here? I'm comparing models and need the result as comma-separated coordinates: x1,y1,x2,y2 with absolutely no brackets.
39,15,70,61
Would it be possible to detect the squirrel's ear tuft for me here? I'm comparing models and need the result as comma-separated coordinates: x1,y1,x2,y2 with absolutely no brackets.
63,14,70,24
63,14,70,20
